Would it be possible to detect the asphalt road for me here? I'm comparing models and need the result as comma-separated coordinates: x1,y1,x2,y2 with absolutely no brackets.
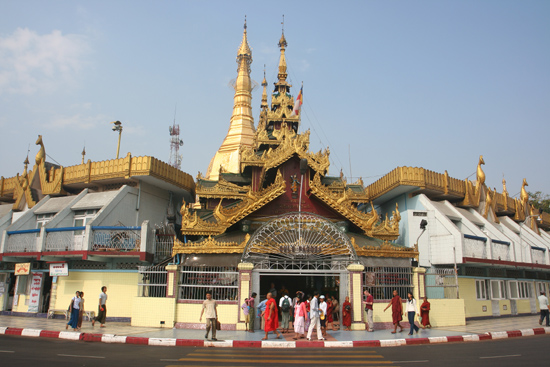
1,334,549,367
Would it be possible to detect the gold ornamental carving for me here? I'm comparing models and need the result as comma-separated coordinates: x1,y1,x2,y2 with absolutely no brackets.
309,173,400,240
172,234,250,255
352,237,418,259
181,170,286,235
196,177,250,200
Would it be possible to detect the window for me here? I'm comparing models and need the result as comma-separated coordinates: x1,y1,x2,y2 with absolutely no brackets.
509,281,530,299
36,213,54,230
476,279,487,300
73,209,98,235
536,282,548,296
490,280,507,299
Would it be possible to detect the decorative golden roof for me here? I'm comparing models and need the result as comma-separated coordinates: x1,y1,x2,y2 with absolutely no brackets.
206,20,256,181
1,137,195,210
352,237,419,259
172,234,249,255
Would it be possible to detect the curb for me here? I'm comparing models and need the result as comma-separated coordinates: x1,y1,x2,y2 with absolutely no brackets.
1,326,549,348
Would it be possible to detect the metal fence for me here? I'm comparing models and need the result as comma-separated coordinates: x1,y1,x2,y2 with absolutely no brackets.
91,226,141,252
45,227,86,251
463,235,487,259
363,266,413,300
5,230,40,252
137,264,167,297
423,268,458,299
179,266,239,301
154,233,174,262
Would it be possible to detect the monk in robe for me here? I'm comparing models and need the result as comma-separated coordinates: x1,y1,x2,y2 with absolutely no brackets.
342,296,352,331
383,290,403,333
262,292,282,340
420,296,431,328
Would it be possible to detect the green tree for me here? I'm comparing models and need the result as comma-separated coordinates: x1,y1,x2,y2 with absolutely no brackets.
528,191,550,214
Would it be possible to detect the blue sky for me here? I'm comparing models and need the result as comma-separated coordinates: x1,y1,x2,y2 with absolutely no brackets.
1,0,549,198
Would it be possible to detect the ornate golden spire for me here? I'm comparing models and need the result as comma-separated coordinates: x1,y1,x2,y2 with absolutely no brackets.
206,19,256,181
276,30,289,87
261,66,268,112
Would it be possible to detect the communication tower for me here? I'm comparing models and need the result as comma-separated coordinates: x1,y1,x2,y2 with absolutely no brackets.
169,118,183,170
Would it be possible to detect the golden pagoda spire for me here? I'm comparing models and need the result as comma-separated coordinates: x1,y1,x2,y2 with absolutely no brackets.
261,66,268,112
206,18,256,181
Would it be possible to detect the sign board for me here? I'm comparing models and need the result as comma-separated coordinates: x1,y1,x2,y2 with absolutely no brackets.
49,263,69,277
15,263,31,276
27,272,43,313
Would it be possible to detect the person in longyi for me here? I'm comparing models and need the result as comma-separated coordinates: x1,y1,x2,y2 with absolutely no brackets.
383,289,403,333
420,296,431,328
262,292,281,340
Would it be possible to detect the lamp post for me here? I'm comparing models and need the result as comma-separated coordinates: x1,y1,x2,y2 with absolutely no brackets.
111,121,123,159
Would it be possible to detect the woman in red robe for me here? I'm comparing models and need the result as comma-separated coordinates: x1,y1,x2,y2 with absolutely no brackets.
262,292,281,340
383,290,403,333
420,296,431,328
342,296,352,331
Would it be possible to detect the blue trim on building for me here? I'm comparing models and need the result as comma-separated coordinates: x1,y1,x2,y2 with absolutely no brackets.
464,234,487,242
45,227,85,233
492,239,511,245
91,226,141,231
7,228,40,235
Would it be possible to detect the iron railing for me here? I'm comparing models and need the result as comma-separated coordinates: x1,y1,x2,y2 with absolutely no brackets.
45,227,86,251
5,229,40,252
91,226,141,252
363,266,413,300
179,266,238,301
137,264,167,297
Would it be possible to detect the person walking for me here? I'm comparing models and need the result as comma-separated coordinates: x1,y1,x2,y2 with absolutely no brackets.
363,289,374,332
538,291,550,326
262,292,281,340
257,298,268,330
92,286,107,328
246,292,257,332
331,295,339,330
66,291,81,330
405,292,420,335
77,291,85,331
342,296,352,331
319,295,328,338
306,291,325,340
279,292,292,333
292,292,307,340
199,291,218,341
420,296,431,328
383,290,403,333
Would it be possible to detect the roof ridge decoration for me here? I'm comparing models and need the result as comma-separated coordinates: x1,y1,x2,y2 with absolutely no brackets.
309,172,400,240
196,177,251,200
172,234,250,255
181,170,286,236
351,237,418,259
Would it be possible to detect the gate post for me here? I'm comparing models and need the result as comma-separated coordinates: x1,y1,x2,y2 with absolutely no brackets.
347,263,366,330
237,262,254,331
166,264,179,298
413,267,426,301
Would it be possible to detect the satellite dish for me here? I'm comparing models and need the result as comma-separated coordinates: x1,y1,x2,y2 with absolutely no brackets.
179,140,184,146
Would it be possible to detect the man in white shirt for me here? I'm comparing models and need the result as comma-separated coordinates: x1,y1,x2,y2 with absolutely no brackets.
306,291,325,340
279,292,292,333
538,292,549,327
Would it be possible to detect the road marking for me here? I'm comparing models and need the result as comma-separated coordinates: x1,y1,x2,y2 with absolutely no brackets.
480,354,521,359
188,352,379,358
58,354,106,359
178,358,390,364
0,350,15,353
391,361,429,363
160,359,181,362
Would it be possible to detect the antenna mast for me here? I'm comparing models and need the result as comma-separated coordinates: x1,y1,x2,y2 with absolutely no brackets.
168,105,183,169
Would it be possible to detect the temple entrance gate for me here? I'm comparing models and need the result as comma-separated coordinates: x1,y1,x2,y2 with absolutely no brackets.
240,212,361,330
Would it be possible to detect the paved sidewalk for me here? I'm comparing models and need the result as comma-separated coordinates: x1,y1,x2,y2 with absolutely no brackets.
1,314,548,348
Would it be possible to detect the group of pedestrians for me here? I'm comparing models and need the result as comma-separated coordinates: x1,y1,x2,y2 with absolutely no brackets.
66,286,108,331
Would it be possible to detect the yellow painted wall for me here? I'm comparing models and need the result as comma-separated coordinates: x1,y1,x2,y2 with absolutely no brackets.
175,302,238,324
515,299,532,314
459,278,492,318
131,297,175,327
53,272,138,318
12,295,29,312
498,299,511,315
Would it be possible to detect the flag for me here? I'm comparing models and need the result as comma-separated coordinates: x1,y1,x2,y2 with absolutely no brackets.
290,85,303,116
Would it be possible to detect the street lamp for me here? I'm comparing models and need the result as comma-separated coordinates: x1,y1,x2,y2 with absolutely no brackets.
111,120,123,159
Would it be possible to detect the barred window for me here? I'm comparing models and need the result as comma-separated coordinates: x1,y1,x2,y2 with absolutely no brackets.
179,266,238,301
363,267,413,301
138,264,167,298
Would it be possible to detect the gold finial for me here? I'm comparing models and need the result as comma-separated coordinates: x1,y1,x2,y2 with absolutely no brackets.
237,16,252,60
520,178,529,205
35,135,45,166
81,146,86,164
260,65,268,112
502,177,508,196
476,155,485,187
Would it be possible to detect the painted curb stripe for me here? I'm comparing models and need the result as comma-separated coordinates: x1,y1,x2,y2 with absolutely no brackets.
0,327,8,334
40,330,61,338
204,340,232,347
176,339,204,347
506,330,522,338
261,341,296,348
233,340,261,348
58,331,82,340
101,334,127,343
148,338,176,346
21,329,42,337
126,336,149,345
463,334,480,342
296,340,325,347
478,334,492,341
5,328,23,335
490,331,508,340
353,340,381,347
324,341,353,348
406,338,430,345
380,339,406,347
428,336,448,344
446,335,464,343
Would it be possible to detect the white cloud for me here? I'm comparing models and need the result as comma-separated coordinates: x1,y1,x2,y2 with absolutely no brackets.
50,113,107,130
0,28,90,94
